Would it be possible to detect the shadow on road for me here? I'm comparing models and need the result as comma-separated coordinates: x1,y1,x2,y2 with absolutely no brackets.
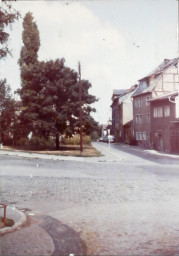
38,215,87,256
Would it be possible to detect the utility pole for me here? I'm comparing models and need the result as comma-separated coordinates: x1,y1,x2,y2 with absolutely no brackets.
78,61,83,152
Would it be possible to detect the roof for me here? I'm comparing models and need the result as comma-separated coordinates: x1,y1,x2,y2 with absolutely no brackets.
118,84,138,104
139,58,178,81
132,58,178,98
149,91,178,102
132,77,159,97
113,89,126,95
111,89,127,100
123,120,133,128
111,85,138,105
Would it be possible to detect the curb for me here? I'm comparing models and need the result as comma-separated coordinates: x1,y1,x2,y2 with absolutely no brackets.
0,206,27,235
0,150,85,162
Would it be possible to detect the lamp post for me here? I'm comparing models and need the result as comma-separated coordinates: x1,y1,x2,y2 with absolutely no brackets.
108,119,111,149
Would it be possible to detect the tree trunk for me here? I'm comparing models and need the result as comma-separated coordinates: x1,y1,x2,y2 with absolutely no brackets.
56,133,59,150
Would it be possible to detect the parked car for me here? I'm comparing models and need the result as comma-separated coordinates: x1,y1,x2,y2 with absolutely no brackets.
103,136,108,142
107,135,115,143
98,137,103,142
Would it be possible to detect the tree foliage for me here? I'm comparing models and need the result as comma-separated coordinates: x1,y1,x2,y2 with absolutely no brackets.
18,12,99,149
0,1,20,59
19,12,40,66
18,12,41,138
0,79,15,143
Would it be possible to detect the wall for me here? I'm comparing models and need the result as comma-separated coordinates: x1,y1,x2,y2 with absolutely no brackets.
150,98,176,153
154,67,179,95
133,92,152,148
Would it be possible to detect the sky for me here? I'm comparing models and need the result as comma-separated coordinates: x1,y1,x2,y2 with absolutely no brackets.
1,0,178,124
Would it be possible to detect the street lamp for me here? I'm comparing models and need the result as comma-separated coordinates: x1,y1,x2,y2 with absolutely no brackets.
107,119,111,149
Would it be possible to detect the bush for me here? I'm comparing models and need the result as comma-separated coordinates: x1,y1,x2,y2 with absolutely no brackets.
91,131,99,141
29,136,54,148
15,137,29,146
62,134,91,145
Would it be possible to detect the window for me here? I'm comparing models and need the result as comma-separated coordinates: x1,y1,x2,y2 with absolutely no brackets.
146,96,150,106
136,132,139,140
153,108,158,117
135,98,142,108
136,114,142,124
164,106,170,117
136,115,139,124
139,98,142,107
136,132,142,140
139,115,142,124
143,132,146,140
153,107,163,118
146,113,150,123
139,132,143,140
136,132,146,141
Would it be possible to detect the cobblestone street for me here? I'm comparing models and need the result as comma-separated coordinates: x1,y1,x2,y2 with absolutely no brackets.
1,143,179,255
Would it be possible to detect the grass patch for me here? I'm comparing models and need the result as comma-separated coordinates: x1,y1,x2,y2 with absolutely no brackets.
1,144,102,157
0,217,14,228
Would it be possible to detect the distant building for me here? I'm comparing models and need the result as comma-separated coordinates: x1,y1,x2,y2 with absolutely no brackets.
101,124,109,138
132,58,179,148
111,85,137,143
111,89,126,140
150,91,179,153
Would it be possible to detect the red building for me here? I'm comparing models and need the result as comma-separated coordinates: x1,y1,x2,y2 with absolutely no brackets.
150,92,179,153
132,58,179,148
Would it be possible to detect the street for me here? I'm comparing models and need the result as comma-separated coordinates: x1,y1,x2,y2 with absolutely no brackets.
1,142,179,255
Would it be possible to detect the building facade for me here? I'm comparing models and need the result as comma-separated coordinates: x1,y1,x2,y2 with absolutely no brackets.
132,58,179,148
111,89,126,142
111,85,137,143
150,92,179,153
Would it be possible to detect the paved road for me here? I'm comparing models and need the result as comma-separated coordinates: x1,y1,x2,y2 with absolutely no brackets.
1,143,179,255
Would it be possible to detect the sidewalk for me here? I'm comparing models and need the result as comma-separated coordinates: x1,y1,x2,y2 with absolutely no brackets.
1,214,86,256
0,143,179,162
118,143,179,160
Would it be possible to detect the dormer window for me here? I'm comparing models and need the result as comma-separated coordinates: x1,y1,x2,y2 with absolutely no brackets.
139,81,147,91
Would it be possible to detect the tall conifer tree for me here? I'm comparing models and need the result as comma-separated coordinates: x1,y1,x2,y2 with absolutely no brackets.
18,12,41,138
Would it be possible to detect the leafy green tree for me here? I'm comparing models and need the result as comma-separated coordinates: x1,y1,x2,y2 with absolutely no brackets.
0,1,20,59
0,2,20,144
0,79,15,144
18,12,98,149
38,61,99,148
64,78,98,136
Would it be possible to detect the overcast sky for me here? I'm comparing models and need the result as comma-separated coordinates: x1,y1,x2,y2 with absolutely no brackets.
1,0,178,124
